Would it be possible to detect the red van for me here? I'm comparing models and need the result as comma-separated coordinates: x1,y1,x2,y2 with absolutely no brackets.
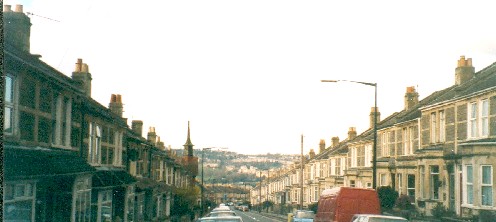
314,187,381,222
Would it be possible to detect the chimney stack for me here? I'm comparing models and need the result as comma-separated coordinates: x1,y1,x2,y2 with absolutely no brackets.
71,58,92,97
131,120,143,137
369,107,381,129
147,127,157,144
348,127,357,140
319,139,326,154
3,4,32,52
109,94,124,117
404,86,419,110
455,56,475,85
157,136,166,150
309,149,316,159
331,137,340,148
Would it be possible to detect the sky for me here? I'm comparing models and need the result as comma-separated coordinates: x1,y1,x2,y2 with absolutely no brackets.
5,0,496,155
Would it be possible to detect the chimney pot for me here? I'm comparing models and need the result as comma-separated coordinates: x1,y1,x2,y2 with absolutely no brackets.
82,63,89,73
15,4,23,13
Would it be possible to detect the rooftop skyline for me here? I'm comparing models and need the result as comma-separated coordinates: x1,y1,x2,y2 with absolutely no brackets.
5,0,496,154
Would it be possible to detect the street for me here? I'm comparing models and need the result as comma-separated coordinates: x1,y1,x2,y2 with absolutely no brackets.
232,209,286,222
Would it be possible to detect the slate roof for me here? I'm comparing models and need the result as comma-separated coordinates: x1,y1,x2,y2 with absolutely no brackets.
4,145,96,180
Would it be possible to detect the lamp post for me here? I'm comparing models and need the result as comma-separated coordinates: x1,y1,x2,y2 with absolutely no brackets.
321,79,378,189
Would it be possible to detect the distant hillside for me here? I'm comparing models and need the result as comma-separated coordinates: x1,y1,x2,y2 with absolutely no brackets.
171,149,299,186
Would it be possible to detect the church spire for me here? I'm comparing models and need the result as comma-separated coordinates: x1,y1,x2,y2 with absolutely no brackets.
183,121,194,156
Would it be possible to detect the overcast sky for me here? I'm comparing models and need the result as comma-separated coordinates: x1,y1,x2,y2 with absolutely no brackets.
6,0,496,155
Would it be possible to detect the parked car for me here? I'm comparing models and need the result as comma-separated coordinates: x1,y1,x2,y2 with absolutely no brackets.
197,216,244,222
290,210,315,222
206,210,237,217
314,187,381,222
351,214,408,222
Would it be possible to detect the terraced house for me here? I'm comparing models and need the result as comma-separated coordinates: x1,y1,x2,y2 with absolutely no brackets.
3,5,197,221
252,56,496,218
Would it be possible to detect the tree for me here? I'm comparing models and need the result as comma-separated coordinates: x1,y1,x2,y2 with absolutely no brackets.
377,186,398,211
172,186,200,219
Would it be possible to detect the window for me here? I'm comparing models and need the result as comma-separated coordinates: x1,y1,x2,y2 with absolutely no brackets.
420,166,425,198
379,174,387,187
357,146,365,167
350,180,356,188
53,95,72,147
398,173,403,195
381,132,390,157
430,166,440,200
126,186,135,222
4,181,36,222
468,99,490,139
481,165,493,206
466,165,473,204
365,144,372,167
335,158,341,176
314,186,318,202
99,190,113,222
439,111,445,142
74,177,91,222
409,127,415,154
481,100,489,137
88,123,102,164
350,147,357,168
4,75,15,134
407,174,415,200
430,112,437,143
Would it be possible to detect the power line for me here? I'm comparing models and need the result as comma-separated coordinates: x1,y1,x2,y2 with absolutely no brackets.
26,12,60,22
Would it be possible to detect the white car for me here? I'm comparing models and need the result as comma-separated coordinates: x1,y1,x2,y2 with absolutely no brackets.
351,214,408,222
197,216,244,222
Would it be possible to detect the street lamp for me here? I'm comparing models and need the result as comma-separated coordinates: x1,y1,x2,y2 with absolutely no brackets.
201,147,227,215
321,79,378,189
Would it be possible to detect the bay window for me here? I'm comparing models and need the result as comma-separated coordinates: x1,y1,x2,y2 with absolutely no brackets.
4,181,36,222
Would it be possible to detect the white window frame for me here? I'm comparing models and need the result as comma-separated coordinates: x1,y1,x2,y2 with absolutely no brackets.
468,100,489,139
420,166,425,199
481,99,489,137
379,173,387,187
4,74,16,135
88,123,102,165
430,112,437,143
480,165,493,206
430,165,440,200
408,126,414,155
439,110,445,142
97,190,113,222
465,165,474,205
113,131,123,166
381,132,390,157
73,176,92,222
365,144,372,167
